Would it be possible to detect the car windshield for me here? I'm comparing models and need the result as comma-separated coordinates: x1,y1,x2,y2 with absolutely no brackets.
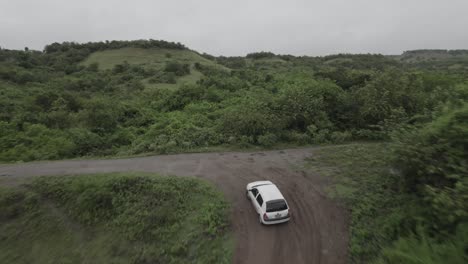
266,199,288,212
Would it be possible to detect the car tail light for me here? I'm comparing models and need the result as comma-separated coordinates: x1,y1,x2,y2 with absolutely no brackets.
263,213,268,220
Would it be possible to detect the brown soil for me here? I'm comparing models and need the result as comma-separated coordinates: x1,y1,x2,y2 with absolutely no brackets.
0,147,349,264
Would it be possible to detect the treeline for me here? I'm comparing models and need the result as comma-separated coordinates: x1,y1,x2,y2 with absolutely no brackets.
402,49,468,57
0,40,186,75
43,39,186,54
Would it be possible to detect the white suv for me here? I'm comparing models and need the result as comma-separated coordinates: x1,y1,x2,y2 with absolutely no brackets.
246,181,291,225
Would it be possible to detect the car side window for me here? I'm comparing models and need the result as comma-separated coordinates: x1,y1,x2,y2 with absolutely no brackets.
251,188,259,197
256,194,263,206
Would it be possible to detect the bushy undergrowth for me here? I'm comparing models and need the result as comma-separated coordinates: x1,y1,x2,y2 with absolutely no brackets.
308,143,408,261
1,42,467,162
309,104,468,263
0,173,232,264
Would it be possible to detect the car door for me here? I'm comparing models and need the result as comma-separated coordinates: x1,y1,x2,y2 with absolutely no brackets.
254,193,264,214
249,188,261,213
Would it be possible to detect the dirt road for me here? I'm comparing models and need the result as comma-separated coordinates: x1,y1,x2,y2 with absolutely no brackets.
0,148,348,264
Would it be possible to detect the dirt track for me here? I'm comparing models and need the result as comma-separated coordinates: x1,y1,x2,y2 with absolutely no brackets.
0,148,348,264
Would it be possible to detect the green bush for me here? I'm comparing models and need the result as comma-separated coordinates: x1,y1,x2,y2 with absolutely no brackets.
284,131,312,144
257,133,278,147
393,104,468,233
67,128,104,156
312,129,330,144
164,62,190,76
330,131,352,143
376,225,468,264
0,123,75,161
1,173,231,264
148,72,177,84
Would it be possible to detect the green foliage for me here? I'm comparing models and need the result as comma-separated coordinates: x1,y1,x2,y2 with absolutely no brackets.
218,91,282,141
0,122,75,161
257,133,278,147
375,224,468,264
79,97,121,134
0,40,466,162
1,42,468,263
277,77,344,132
309,104,468,262
0,173,231,264
351,69,426,128
148,71,177,84
307,143,408,262
133,110,220,153
246,51,276,59
164,61,190,76
392,104,468,236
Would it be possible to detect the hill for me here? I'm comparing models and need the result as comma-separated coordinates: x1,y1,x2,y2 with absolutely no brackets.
81,47,221,70
81,46,228,90
0,40,466,162
392,49,468,72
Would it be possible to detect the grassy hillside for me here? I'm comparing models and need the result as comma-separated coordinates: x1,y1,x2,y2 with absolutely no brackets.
81,47,222,70
0,173,232,264
392,49,468,72
81,47,227,90
1,42,467,162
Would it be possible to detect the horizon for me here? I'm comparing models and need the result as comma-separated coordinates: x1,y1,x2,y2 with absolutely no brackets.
1,0,467,56
1,38,467,57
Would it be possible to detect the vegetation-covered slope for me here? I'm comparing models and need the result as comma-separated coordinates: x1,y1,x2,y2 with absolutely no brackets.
0,39,467,263
1,41,466,162
82,47,227,90
82,47,223,70
0,173,231,264
394,49,468,72
309,107,468,263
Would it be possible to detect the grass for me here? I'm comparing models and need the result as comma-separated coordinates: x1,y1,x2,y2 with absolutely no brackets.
81,47,224,70
0,173,232,264
306,143,414,263
81,47,228,90
142,66,204,90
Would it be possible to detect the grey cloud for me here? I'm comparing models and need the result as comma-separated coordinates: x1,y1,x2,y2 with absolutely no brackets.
1,0,467,55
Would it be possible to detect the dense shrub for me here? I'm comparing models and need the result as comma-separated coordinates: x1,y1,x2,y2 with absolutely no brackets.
0,123,75,161
164,62,190,76
148,72,176,84
1,173,230,263
393,104,468,232
257,133,278,147
0,40,466,164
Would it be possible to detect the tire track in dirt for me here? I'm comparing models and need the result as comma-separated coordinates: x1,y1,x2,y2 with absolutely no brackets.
0,147,349,264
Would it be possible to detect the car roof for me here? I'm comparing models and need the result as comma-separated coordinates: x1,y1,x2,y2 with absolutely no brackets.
256,183,285,202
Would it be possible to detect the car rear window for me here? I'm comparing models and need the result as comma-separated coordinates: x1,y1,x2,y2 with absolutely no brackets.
266,199,288,212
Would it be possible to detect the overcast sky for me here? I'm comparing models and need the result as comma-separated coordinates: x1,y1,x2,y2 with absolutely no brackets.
1,0,467,56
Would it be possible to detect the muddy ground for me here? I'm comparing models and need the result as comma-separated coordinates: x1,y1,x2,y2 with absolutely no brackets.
0,148,348,264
